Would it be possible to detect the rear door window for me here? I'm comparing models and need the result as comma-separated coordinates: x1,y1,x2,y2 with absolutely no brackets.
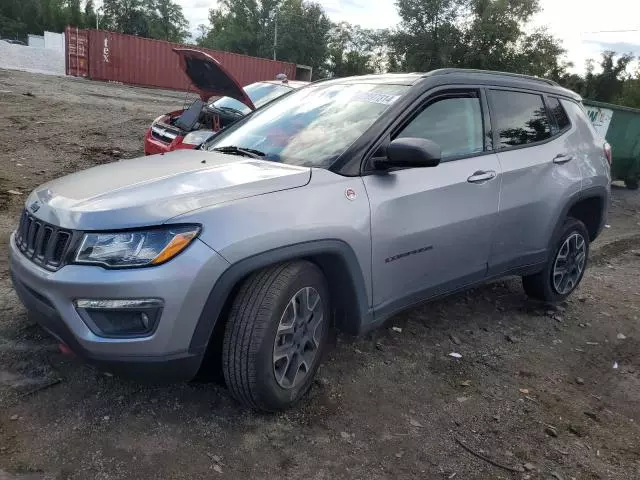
489,90,551,149
396,94,484,159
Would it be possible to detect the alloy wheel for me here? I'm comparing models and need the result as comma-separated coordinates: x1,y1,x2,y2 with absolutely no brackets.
552,232,586,295
272,287,324,389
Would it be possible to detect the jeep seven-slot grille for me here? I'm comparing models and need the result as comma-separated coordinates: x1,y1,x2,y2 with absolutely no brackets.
15,210,73,270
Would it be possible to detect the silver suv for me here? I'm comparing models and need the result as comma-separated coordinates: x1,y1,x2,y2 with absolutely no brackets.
10,69,610,411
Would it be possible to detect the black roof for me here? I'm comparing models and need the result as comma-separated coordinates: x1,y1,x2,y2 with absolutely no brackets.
320,73,425,86
321,68,581,100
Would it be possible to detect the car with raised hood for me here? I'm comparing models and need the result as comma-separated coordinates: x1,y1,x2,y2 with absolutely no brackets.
11,69,610,411
144,48,308,155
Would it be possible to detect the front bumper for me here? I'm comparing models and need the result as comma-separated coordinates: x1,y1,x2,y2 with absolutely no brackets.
143,128,198,156
9,232,230,380
144,128,178,155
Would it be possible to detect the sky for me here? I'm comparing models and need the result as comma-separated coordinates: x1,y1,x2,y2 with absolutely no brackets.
176,0,640,74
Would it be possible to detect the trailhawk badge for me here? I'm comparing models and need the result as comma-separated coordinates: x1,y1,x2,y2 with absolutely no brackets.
345,188,357,201
29,201,40,213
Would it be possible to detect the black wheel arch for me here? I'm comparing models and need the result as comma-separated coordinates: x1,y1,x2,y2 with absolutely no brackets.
188,240,372,356
551,185,609,247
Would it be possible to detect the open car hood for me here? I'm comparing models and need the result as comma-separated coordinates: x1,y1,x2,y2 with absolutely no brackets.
173,48,256,110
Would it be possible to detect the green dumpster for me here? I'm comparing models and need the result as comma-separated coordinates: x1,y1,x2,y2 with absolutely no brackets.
583,99,640,190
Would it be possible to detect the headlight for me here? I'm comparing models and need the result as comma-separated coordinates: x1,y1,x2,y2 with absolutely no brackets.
182,130,214,146
74,225,200,268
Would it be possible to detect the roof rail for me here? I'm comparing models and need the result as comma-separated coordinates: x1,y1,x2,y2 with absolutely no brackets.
427,68,560,87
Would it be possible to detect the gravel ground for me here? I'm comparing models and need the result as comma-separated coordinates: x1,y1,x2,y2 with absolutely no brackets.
1,69,640,480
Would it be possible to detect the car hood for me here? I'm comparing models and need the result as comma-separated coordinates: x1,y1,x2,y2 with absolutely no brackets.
174,48,255,109
26,150,310,230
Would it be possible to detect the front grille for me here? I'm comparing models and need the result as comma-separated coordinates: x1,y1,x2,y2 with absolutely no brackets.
15,210,74,270
150,124,179,144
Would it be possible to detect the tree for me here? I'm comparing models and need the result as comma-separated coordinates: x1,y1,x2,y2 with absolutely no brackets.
198,0,331,78
326,22,388,77
147,0,189,42
274,0,331,75
101,0,188,41
513,29,566,77
390,0,463,71
389,0,566,77
591,51,634,103
84,0,97,29
102,0,147,36
555,52,636,104
66,0,83,27
616,67,640,108
459,0,540,70
41,0,68,32
198,0,266,56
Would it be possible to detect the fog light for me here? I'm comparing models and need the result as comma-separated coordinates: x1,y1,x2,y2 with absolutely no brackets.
74,299,163,309
74,298,163,337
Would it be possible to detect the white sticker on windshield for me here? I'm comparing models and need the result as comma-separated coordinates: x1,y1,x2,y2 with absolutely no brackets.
352,92,401,105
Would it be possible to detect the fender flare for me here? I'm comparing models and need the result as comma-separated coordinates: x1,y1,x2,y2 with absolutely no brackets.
188,240,372,354
549,185,609,248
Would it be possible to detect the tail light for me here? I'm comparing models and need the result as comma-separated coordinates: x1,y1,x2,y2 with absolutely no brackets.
604,142,612,166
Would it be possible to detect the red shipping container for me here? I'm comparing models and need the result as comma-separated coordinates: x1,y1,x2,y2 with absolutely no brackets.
65,26,89,77
68,29,297,91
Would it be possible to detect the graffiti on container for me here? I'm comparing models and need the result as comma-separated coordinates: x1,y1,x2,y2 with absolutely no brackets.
585,105,613,138
103,37,110,63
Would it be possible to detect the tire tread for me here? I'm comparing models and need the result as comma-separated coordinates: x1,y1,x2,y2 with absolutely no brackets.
222,261,314,410
522,217,589,303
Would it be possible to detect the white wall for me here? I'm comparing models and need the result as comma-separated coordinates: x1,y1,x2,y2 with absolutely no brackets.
0,40,65,76
44,31,65,52
28,35,45,49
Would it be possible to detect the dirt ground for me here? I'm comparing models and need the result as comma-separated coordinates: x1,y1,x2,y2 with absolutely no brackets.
1,69,640,480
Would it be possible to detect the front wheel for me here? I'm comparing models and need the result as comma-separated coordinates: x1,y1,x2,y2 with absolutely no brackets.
522,218,590,303
222,261,330,411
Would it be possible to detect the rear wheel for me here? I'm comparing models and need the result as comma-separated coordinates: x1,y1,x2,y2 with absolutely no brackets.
522,217,590,303
222,261,329,411
625,177,639,190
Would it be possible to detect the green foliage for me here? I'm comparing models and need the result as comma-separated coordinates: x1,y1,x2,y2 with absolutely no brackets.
275,0,331,75
0,0,188,42
67,0,83,27
101,0,189,42
84,0,97,29
326,22,388,77
390,0,462,71
0,0,91,38
147,0,190,43
389,0,566,77
198,0,331,78
555,52,639,108
198,0,282,58
616,69,640,109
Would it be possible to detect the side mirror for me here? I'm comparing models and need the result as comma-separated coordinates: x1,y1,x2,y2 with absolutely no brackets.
375,137,441,170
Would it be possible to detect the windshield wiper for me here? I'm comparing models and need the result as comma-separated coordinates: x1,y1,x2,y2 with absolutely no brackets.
212,145,266,159
217,106,245,116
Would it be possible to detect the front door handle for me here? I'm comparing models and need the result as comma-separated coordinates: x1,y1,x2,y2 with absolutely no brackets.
553,153,575,164
467,170,497,183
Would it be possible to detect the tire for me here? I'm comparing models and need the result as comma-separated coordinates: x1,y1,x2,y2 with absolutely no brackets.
222,261,330,411
625,178,639,190
522,217,590,303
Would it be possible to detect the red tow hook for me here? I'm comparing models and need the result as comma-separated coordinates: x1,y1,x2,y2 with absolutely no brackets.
58,343,74,356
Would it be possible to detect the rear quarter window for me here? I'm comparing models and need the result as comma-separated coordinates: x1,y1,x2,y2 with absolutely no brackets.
489,90,551,149
547,97,571,132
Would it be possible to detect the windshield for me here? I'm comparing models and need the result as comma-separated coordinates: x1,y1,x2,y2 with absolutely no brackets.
210,82,293,114
206,83,408,168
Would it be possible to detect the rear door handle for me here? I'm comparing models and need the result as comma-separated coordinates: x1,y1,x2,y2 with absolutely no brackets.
553,153,575,164
467,170,497,183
